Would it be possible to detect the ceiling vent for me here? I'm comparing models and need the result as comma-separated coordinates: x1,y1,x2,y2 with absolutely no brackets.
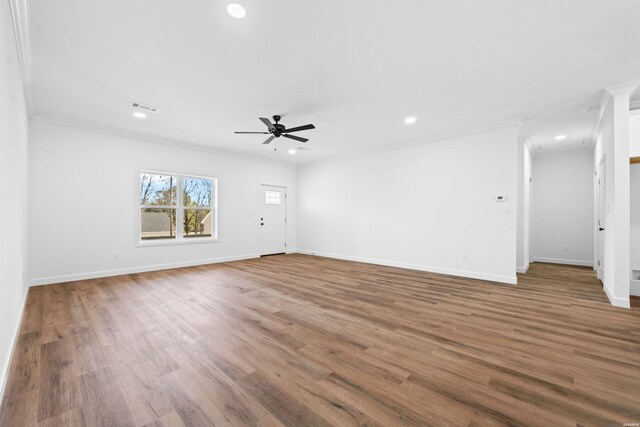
130,101,160,114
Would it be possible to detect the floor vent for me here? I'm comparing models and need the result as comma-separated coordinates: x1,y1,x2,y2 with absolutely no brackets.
130,101,160,114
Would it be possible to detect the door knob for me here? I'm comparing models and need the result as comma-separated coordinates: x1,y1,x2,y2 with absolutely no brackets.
261,223,264,226
599,227,604,231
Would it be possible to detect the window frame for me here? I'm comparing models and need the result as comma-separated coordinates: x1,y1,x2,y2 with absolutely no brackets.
137,170,218,246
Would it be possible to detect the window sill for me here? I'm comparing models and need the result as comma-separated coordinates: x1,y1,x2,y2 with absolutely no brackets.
136,238,219,247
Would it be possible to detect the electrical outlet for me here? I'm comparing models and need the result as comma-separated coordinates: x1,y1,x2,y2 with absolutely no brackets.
461,252,469,261
113,250,120,259
563,244,569,252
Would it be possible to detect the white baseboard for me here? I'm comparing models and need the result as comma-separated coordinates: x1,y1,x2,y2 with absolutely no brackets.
532,257,593,267
0,285,29,404
29,254,260,286
630,281,640,297
296,250,517,285
603,284,630,308
516,263,529,274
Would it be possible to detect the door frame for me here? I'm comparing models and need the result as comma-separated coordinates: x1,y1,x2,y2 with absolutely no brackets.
258,184,287,256
596,156,606,281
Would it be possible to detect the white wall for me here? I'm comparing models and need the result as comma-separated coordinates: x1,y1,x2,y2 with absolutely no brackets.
0,0,29,398
592,87,633,307
516,141,532,272
630,111,640,296
28,120,297,284
531,151,594,266
630,111,640,157
297,126,518,284
524,145,532,268
631,165,640,295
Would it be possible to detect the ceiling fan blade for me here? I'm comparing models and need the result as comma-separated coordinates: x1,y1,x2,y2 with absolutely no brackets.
283,124,315,133
259,117,275,132
262,136,275,145
283,134,309,143
234,131,270,134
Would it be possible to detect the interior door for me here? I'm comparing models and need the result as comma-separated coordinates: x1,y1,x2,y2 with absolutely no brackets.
597,158,606,281
259,185,286,256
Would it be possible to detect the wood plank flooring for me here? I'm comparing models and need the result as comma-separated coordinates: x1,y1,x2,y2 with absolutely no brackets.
1,254,639,426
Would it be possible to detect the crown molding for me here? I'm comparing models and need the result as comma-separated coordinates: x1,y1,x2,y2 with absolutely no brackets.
297,117,522,168
531,145,593,158
8,0,33,117
631,99,640,111
31,114,296,168
589,89,614,144
605,82,638,97
523,137,535,153
589,82,639,144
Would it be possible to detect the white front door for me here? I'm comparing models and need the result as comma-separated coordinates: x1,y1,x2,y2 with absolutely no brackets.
597,158,606,281
259,185,287,256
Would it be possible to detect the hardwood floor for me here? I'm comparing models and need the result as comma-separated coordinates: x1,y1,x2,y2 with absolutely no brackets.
1,255,639,426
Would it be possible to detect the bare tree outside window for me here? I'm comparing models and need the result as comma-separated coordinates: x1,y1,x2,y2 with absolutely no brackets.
140,174,177,240
183,177,213,237
139,173,216,242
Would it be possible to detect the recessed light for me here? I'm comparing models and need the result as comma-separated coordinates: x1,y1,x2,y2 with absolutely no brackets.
404,116,417,125
288,149,296,155
133,112,146,119
554,134,567,140
227,3,246,18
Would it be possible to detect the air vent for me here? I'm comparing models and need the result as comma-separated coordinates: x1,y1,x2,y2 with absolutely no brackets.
130,101,160,114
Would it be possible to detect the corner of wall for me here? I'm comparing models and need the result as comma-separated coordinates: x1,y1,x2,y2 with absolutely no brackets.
0,288,28,404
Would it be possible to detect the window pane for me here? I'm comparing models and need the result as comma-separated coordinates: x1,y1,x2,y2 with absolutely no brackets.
183,178,212,208
140,174,177,206
265,190,282,205
140,208,176,240
183,209,213,238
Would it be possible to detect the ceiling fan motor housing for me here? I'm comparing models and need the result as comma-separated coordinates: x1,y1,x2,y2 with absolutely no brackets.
273,124,286,136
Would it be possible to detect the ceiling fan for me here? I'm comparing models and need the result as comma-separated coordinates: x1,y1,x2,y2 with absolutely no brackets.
234,115,315,145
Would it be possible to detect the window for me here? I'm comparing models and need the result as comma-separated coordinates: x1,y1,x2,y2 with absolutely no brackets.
265,190,282,205
139,172,216,243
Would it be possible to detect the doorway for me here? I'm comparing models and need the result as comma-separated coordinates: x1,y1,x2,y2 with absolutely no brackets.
259,184,287,256
597,157,606,281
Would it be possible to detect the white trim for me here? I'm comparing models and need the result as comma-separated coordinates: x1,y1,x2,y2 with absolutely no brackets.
0,288,29,403
630,107,640,116
297,118,522,168
296,250,517,285
532,257,593,267
589,90,614,145
516,263,529,274
32,115,296,168
8,0,33,116
28,254,259,287
531,146,593,158
630,281,640,297
590,83,639,145
605,82,639,97
603,284,630,308
135,237,219,247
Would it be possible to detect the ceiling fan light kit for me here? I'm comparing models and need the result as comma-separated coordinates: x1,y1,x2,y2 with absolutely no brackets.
234,115,316,150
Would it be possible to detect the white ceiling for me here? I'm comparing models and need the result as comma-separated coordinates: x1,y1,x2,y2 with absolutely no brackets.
24,0,640,163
